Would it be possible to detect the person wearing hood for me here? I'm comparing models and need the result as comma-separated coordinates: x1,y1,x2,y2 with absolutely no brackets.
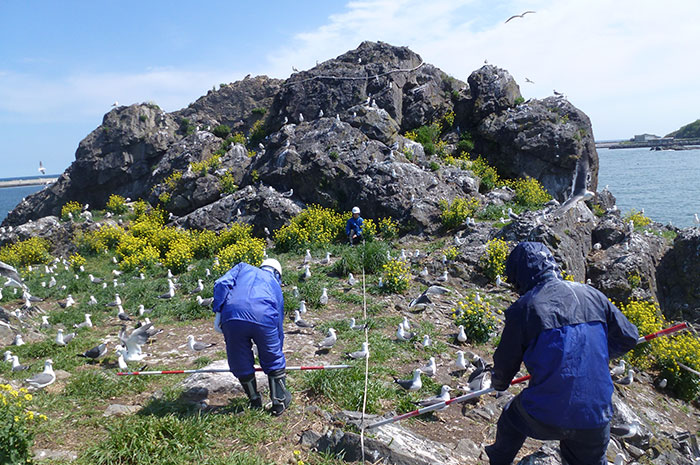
346,206,364,245
485,242,638,465
212,258,291,415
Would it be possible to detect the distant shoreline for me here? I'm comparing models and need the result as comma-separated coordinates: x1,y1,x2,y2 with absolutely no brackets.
0,177,57,188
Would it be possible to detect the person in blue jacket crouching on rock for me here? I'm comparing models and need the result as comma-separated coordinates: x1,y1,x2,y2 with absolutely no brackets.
212,258,291,415
485,242,639,465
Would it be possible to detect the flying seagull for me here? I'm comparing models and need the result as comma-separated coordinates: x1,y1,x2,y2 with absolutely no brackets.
118,323,153,361
554,156,595,216
38,161,46,175
26,359,56,389
0,260,24,288
505,10,535,23
525,77,535,84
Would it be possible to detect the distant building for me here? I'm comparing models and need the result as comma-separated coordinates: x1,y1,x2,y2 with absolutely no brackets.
632,133,661,142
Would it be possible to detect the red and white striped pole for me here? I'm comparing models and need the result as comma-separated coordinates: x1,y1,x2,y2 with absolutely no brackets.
367,322,689,429
117,364,351,376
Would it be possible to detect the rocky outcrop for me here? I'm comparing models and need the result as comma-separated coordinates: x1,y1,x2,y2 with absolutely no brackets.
173,75,283,135
466,65,522,123
266,41,463,133
474,96,599,201
3,104,178,226
246,118,479,233
173,184,303,237
657,228,700,321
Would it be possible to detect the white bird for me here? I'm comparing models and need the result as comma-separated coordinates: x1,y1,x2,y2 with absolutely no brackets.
187,334,216,351
454,235,465,246
656,378,667,389
303,265,311,280
614,369,634,386
11,355,29,372
106,293,121,307
118,324,153,361
455,351,468,370
505,10,535,23
117,305,132,321
318,109,324,118
48,276,56,288
319,288,328,305
299,112,304,123
115,349,129,370
335,114,340,122
346,341,369,359
283,116,288,125
292,286,299,298
205,268,211,277
610,421,640,439
304,249,312,263
298,300,307,314
196,295,213,307
419,266,429,277
320,252,331,265
420,357,437,377
554,156,595,216
13,334,25,346
474,292,482,304
56,329,76,346
402,316,411,331
422,334,431,347
317,328,337,349
414,385,452,408
399,249,407,261
293,310,314,328
349,317,366,330
456,325,467,343
495,275,504,287
378,277,384,287
88,295,98,305
610,359,626,377
59,294,75,308
396,322,416,341
694,213,699,225
394,369,422,391
189,279,204,294
158,282,176,299
348,273,357,286
73,313,93,329
38,160,46,175
463,365,491,392
4,350,12,362
508,207,519,220
138,305,153,316
437,270,449,282
25,359,56,389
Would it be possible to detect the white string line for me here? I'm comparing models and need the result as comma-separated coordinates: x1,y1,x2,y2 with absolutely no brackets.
282,62,426,87
360,240,370,463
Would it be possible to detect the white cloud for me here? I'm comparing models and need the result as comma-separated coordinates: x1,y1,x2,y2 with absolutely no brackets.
267,0,700,139
0,67,246,123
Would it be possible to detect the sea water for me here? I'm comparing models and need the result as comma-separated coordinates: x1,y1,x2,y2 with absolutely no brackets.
1,149,699,227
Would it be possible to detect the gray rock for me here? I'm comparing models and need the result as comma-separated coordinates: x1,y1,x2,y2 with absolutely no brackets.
34,449,78,462
346,104,400,145
467,65,522,123
657,227,700,321
103,404,141,417
515,445,562,465
178,359,266,401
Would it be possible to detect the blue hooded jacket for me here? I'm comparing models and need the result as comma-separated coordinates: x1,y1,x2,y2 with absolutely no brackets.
346,216,364,236
492,242,638,429
212,263,285,342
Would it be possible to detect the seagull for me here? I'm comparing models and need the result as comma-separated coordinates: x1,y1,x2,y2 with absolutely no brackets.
656,378,667,389
421,334,431,347
456,325,468,343
25,359,56,389
378,277,384,288
414,385,452,408
187,335,216,351
4,350,12,362
474,292,482,304
524,77,535,84
507,207,520,220
419,267,429,277
396,322,416,341
394,369,422,391
73,313,93,329
437,270,449,282
455,351,468,371
158,282,176,299
13,334,25,346
554,156,595,216
505,10,535,23
299,113,304,123
694,213,699,225
117,305,132,321
610,421,640,439
38,161,46,175
197,295,213,307
409,285,451,308
463,364,491,391
292,310,314,328
118,323,153,361
283,116,288,125
116,349,129,370
11,355,30,372
317,328,337,350
346,342,369,359
56,329,76,346
454,235,465,246
495,275,505,287
303,265,311,280
320,252,331,265
610,359,626,377
402,316,411,331
282,188,293,197
48,276,56,288
319,288,328,305
88,295,98,305
78,343,108,360
111,101,118,107
614,369,634,386
106,293,121,307
349,317,366,330
258,142,265,151
304,249,312,263
189,279,204,294
318,109,324,118
420,357,437,377
298,300,307,314
0,262,23,288
348,273,357,286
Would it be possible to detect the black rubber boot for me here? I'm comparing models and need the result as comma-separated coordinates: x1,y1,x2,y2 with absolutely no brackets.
268,369,292,416
240,374,262,409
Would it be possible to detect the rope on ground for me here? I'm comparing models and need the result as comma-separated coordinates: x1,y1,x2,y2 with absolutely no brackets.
282,62,426,87
360,239,370,463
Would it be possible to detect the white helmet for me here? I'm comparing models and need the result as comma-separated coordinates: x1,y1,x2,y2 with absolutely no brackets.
351,206,360,214
261,258,282,278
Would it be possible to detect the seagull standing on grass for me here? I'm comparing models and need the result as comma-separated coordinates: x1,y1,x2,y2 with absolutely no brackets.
614,369,634,386
420,357,437,377
25,359,55,389
187,335,216,351
106,293,121,307
396,322,416,341
422,334,431,347
4,350,13,362
117,306,132,321
56,329,76,346
346,342,369,359
319,288,328,305
316,328,337,350
189,279,204,294
73,313,93,329
320,252,331,265
298,300,307,314
394,368,422,391
349,317,366,330
78,343,108,360
12,355,29,371
348,273,357,286
197,295,213,307
303,265,311,280
304,249,312,264
158,280,176,299
14,334,25,346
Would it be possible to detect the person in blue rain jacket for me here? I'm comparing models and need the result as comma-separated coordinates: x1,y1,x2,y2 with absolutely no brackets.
212,258,291,415
485,242,639,465
345,206,364,245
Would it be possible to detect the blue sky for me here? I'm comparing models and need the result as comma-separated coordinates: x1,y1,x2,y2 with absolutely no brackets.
1,0,699,178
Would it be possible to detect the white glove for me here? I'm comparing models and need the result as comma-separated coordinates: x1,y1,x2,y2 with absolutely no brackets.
213,312,223,334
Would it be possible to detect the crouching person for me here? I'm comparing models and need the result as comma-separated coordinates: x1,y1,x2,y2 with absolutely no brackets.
212,258,291,415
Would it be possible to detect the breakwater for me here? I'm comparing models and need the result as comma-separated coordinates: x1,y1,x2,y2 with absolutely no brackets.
0,177,57,188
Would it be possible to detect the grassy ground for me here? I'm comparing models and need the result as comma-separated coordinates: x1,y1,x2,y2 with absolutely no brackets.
1,210,698,465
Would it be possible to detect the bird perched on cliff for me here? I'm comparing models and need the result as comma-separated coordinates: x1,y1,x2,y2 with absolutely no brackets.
13,334,25,346
610,359,626,377
505,10,535,23
11,355,29,372
456,325,468,343
38,161,46,175
298,113,304,123
111,101,118,107
1,261,24,288
614,369,635,386
420,357,437,377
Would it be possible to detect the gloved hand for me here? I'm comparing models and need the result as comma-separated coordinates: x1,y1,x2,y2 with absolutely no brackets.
213,312,223,334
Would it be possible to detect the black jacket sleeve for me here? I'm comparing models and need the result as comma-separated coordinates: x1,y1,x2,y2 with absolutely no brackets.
604,299,639,359
492,303,526,391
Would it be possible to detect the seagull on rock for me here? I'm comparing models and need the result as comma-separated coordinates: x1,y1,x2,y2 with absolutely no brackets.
614,369,634,386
